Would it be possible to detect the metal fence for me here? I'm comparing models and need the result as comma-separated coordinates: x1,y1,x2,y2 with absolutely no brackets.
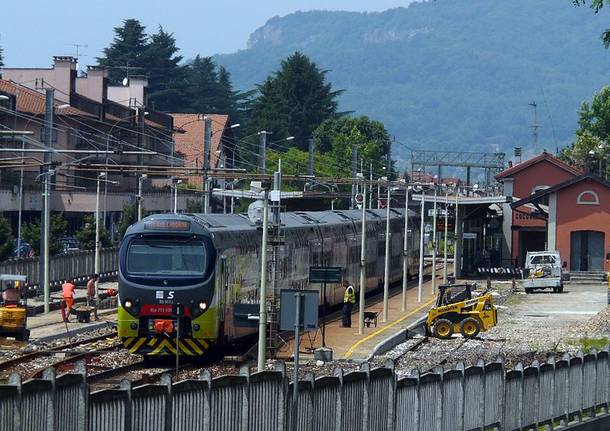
0,248,118,290
1,349,609,431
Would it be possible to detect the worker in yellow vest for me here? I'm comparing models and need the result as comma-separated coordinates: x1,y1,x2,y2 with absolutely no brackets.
341,280,356,328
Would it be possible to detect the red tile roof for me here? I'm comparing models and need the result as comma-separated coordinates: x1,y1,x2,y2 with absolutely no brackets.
496,151,581,180
170,113,230,185
0,79,90,117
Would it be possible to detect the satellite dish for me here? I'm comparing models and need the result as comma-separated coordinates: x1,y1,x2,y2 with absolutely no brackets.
122,77,129,86
247,200,265,225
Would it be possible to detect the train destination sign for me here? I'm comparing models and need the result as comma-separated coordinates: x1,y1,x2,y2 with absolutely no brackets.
309,266,343,283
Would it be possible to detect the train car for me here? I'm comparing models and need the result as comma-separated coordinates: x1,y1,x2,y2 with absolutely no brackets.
117,208,420,356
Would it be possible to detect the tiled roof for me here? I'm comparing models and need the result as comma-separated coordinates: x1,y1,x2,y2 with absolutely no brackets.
496,151,581,180
170,114,230,177
0,79,89,117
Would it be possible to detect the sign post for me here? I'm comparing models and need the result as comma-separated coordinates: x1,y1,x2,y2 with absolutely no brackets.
173,303,185,377
279,289,318,431
308,267,342,347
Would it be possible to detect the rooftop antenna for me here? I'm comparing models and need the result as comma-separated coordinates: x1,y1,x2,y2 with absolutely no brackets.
66,43,88,73
529,101,541,153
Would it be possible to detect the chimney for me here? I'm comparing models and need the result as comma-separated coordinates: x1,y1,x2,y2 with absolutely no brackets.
128,76,148,108
52,56,77,102
508,160,513,168
83,65,108,103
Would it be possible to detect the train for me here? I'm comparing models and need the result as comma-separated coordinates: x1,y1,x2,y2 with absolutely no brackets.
117,208,420,356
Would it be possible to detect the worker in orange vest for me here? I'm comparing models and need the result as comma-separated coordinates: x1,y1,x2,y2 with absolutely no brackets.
62,278,76,322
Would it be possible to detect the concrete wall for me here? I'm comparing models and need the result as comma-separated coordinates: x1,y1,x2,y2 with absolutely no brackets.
555,180,610,271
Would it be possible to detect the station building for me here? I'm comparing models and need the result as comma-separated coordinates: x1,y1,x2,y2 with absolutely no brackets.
497,152,610,272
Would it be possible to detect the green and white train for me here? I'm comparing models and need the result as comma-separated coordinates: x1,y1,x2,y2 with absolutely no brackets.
117,209,420,356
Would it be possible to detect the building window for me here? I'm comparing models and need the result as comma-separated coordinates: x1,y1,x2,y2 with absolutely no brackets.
576,190,600,205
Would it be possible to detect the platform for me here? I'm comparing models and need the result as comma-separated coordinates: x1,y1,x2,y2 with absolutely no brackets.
276,275,441,361
24,281,118,340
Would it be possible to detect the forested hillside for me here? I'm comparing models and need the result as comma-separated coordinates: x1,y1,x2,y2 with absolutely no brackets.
216,0,610,163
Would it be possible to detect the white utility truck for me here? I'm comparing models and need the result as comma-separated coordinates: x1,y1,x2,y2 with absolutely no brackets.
522,251,564,293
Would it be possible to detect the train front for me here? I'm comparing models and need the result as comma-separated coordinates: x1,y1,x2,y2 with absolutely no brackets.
117,215,217,357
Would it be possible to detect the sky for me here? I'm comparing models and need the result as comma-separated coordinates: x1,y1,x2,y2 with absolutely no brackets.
1,0,414,68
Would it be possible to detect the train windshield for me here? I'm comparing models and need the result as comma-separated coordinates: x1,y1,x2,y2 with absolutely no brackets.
127,237,206,276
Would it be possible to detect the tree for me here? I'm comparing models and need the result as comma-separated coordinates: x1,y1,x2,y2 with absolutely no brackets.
181,55,220,113
573,1,610,47
75,215,112,250
186,198,203,213
98,19,149,84
116,203,138,241
21,213,68,256
0,214,13,261
561,86,610,172
145,26,185,111
313,116,393,178
248,52,342,152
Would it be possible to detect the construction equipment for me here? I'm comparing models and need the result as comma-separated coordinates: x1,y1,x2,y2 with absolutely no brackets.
426,283,497,339
0,274,30,341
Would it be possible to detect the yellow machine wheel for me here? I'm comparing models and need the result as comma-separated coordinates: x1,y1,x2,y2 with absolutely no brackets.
459,318,481,339
433,318,454,339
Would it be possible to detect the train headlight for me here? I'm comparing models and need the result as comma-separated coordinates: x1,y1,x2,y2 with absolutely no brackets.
124,299,134,309
198,300,208,311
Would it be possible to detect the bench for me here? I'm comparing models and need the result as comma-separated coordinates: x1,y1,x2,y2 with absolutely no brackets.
364,311,378,328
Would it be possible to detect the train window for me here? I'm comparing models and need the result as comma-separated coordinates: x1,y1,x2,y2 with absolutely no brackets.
127,237,207,276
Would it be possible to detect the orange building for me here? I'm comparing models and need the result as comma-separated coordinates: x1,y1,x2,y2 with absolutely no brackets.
496,152,582,266
511,173,610,272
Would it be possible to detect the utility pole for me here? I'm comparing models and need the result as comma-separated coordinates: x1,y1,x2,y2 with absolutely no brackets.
529,101,541,153
358,182,367,335
17,138,24,258
351,145,357,208
257,192,269,372
307,138,314,177
369,162,373,210
454,192,459,278
41,88,54,314
203,116,212,214
137,174,146,221
94,172,104,301
401,184,409,312
268,160,282,358
382,181,391,323
443,187,449,283
258,131,268,174
417,189,425,303
431,186,438,294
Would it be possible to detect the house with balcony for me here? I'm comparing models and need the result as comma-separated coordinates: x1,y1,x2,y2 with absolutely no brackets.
0,56,184,236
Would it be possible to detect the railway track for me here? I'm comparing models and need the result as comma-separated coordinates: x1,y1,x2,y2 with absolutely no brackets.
88,360,197,388
0,330,118,378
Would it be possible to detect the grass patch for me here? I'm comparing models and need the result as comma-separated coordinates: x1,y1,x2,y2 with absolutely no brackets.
578,336,610,353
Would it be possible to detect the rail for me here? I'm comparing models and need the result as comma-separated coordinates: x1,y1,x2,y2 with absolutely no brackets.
1,349,608,430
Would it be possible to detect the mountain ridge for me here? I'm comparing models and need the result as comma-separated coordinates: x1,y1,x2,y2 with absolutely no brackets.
216,0,610,164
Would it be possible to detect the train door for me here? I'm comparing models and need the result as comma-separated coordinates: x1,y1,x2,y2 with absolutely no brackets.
217,255,228,342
